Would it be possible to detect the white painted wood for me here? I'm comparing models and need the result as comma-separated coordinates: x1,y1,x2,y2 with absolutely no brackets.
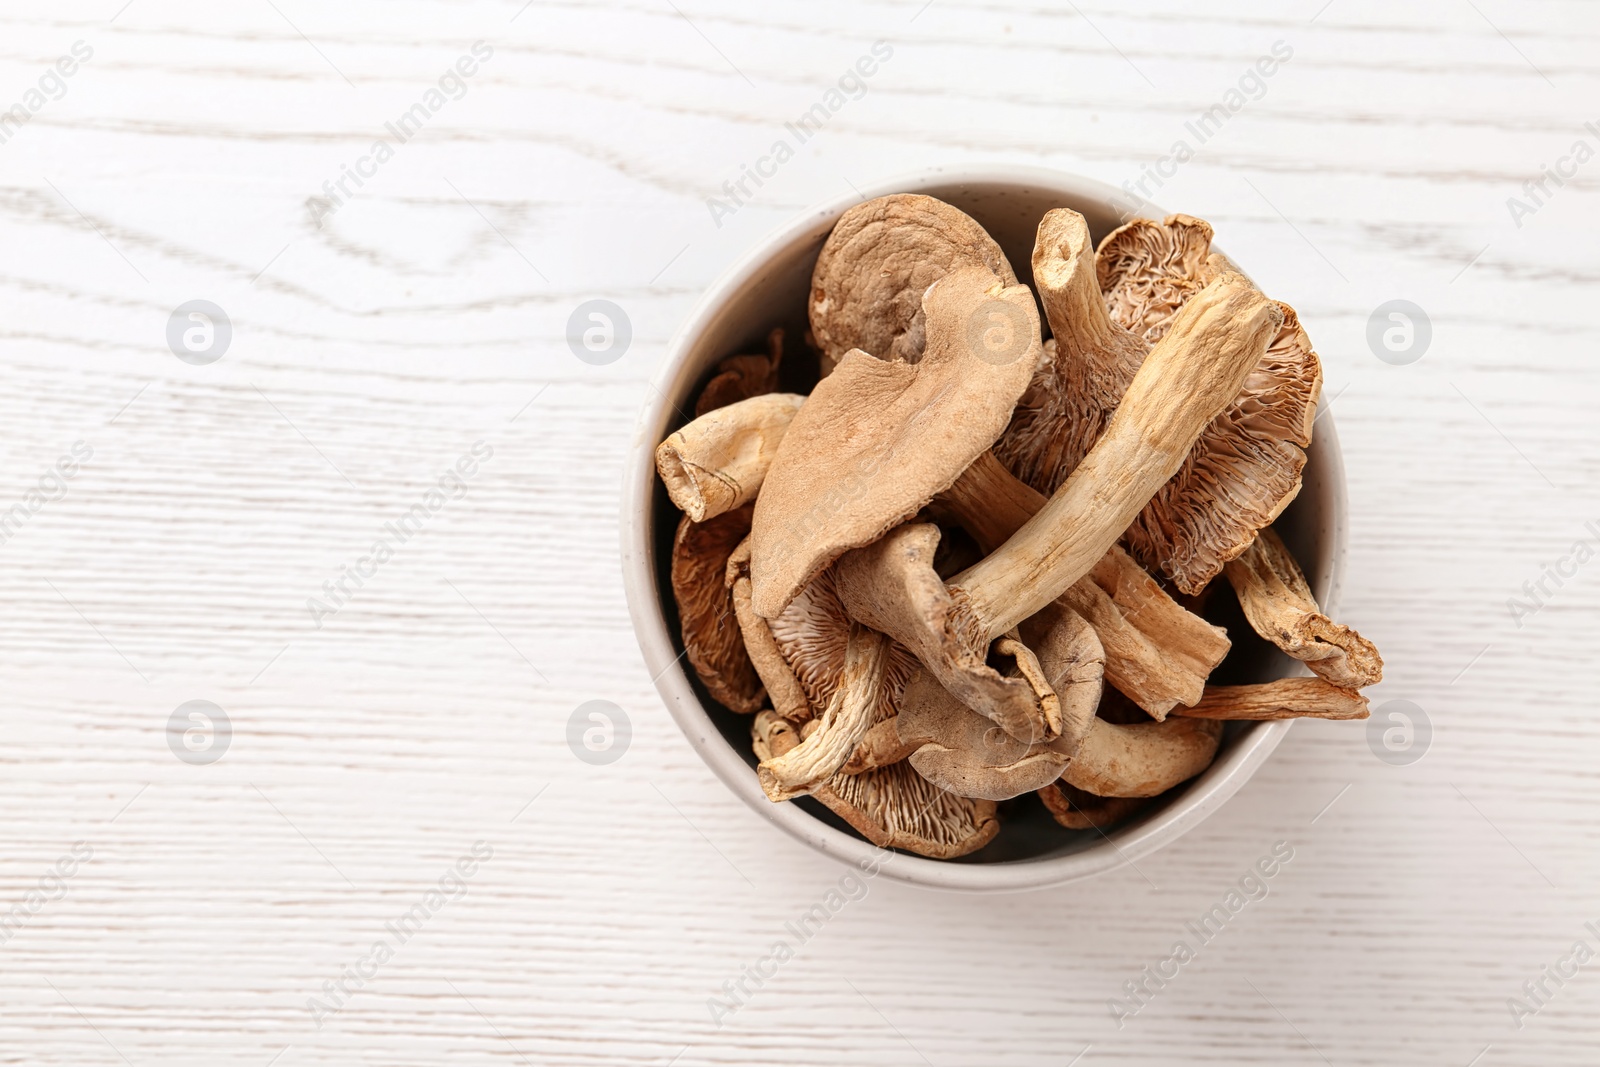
0,0,1596,1063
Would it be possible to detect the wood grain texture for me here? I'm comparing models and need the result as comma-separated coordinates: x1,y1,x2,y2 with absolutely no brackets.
1,1,1597,1063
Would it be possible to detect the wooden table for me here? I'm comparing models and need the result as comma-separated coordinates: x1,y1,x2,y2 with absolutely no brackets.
2,1,1596,1063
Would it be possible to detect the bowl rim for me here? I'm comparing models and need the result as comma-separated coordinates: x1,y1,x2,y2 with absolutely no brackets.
620,163,1346,892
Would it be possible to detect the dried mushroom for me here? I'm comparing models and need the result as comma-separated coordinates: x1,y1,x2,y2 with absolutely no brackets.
891,607,1217,801
750,265,1043,619
1062,716,1222,798
696,327,784,416
654,194,1385,862
753,711,999,859
672,505,762,713
1037,781,1148,830
1224,526,1383,688
1176,677,1370,721
840,269,1280,741
1096,214,1215,343
657,392,805,523
757,623,890,802
996,209,1321,594
895,601,1104,801
809,193,1016,370
933,450,1229,719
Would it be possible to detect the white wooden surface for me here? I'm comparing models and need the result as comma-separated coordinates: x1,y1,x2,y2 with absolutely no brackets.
1,1,1597,1063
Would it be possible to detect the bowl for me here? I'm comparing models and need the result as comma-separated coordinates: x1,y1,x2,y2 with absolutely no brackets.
621,165,1346,892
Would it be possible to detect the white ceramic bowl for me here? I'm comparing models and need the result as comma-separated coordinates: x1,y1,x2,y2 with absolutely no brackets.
622,165,1346,892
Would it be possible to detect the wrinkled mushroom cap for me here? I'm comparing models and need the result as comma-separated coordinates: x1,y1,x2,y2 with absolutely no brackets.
672,505,763,713
809,194,1017,368
751,266,1043,618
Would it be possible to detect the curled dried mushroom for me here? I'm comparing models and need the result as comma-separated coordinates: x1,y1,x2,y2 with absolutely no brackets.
750,265,1043,620
997,209,1321,594
655,194,1384,862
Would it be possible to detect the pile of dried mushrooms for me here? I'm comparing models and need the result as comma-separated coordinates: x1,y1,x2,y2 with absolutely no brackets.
656,194,1383,860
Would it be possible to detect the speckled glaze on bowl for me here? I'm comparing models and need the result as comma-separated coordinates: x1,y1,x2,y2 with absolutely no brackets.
622,165,1346,892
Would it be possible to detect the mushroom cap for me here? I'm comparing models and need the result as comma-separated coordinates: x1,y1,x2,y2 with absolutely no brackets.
896,601,1105,801
809,194,1017,368
1096,214,1216,344
695,327,783,416
672,505,764,713
751,266,1043,618
752,710,999,859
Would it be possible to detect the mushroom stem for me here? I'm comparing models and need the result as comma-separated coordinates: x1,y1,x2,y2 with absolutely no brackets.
1033,209,1147,410
757,624,890,802
1223,527,1384,688
1174,678,1370,720
936,451,1229,719
840,716,922,774
656,392,805,522
1062,717,1223,798
954,271,1284,638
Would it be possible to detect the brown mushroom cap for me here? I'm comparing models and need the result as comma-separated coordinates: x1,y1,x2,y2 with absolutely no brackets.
752,710,999,859
696,327,784,416
672,505,763,713
1122,301,1322,594
896,600,1105,801
809,194,1017,368
750,265,1043,619
995,208,1323,595
766,567,920,727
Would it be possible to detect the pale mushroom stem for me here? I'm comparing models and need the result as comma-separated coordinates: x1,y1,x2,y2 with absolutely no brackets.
756,623,890,802
954,272,1284,638
937,451,1229,719
1033,209,1146,402
656,392,805,522
1174,678,1369,720
1223,527,1384,688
